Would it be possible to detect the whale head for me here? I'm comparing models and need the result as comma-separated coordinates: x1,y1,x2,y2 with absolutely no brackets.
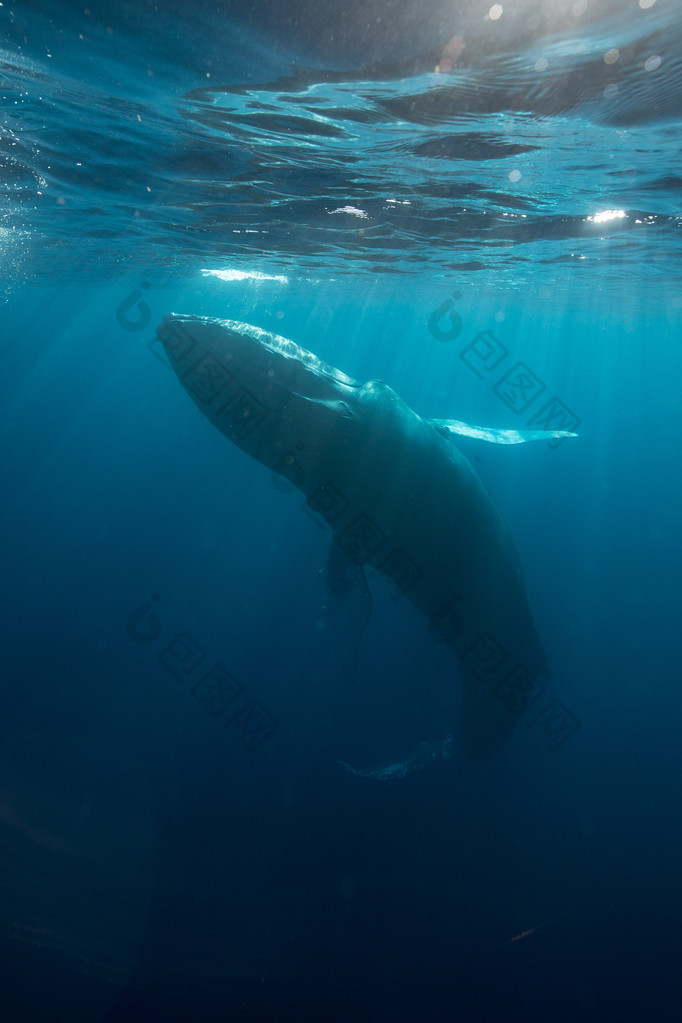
157,313,362,483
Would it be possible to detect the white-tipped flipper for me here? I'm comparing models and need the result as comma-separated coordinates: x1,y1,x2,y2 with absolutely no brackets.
429,418,578,445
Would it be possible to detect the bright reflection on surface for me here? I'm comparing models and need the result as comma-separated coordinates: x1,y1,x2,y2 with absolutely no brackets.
329,206,368,218
201,268,288,283
586,209,627,224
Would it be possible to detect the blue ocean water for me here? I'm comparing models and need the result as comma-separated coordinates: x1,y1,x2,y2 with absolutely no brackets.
1,1,681,1020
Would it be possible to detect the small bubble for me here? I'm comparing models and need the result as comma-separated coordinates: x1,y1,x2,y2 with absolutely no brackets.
534,57,548,72
604,48,619,65
489,4,503,20
639,0,656,9
644,54,661,72
509,169,521,182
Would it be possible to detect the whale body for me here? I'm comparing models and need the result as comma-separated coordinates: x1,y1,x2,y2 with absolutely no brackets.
157,313,561,759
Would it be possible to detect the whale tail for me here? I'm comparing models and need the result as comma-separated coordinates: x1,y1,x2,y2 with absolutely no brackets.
339,733,459,781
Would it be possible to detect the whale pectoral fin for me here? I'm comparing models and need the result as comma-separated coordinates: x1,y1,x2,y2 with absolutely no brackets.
320,541,373,682
290,393,356,419
428,418,578,445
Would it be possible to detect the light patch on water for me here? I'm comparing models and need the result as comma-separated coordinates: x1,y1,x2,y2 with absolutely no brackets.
329,206,368,218
201,268,288,284
586,209,627,224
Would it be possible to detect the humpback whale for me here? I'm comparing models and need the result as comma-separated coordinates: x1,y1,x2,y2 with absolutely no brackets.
157,314,574,760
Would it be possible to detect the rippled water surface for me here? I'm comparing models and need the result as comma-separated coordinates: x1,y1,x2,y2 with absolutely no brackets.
2,0,681,294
